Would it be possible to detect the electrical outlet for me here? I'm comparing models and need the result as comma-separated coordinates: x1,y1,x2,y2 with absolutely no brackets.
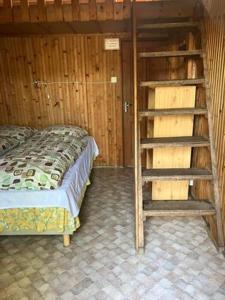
111,76,117,84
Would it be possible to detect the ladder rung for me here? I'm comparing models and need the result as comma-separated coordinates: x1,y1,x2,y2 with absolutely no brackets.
138,22,200,31
140,78,205,88
142,168,213,182
143,200,216,217
140,136,210,149
139,108,208,118
137,32,169,40
139,50,203,58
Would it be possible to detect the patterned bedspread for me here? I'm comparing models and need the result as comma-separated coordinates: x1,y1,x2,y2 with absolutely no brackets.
0,137,19,156
0,125,35,156
0,132,87,191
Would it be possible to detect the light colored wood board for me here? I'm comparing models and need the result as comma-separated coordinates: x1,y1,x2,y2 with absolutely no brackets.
152,86,196,200
152,148,192,200
153,116,195,137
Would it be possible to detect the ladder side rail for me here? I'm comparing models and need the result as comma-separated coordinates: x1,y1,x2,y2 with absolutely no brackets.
132,0,144,251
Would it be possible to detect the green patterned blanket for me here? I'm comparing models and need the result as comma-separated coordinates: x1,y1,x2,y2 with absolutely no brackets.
0,137,19,156
0,132,87,191
0,125,35,156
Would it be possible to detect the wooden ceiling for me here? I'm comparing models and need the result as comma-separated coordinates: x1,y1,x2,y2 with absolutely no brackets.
0,0,200,35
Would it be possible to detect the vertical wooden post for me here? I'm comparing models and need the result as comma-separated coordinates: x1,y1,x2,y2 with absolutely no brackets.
187,32,197,79
133,0,144,251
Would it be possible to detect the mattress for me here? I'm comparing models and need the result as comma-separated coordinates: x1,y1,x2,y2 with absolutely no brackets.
0,136,99,217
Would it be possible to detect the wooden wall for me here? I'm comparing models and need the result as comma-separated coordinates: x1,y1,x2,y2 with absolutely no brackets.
202,0,225,17
0,34,123,166
203,13,225,238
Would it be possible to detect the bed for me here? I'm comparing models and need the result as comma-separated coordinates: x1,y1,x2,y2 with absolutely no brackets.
0,127,99,246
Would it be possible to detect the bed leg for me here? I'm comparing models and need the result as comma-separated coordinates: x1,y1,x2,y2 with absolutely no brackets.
63,234,70,247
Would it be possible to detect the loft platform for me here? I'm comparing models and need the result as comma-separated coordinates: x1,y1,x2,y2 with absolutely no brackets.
0,0,200,35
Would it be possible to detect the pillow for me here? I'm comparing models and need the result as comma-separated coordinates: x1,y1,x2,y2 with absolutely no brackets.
0,125,35,142
42,125,88,139
0,137,19,156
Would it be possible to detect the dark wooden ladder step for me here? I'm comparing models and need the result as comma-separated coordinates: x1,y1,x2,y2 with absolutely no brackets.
138,21,200,31
137,32,170,40
142,168,213,182
139,108,208,118
140,78,205,88
140,136,209,149
139,50,203,58
143,200,216,217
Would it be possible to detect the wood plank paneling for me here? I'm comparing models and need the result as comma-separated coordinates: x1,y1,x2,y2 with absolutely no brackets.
152,87,196,201
202,0,225,17
0,0,197,29
203,13,225,239
0,34,123,166
0,0,131,24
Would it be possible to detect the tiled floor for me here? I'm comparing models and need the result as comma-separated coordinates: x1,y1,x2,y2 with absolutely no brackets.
1,168,225,300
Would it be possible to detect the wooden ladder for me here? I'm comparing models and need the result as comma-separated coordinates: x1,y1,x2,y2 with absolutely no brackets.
132,1,224,252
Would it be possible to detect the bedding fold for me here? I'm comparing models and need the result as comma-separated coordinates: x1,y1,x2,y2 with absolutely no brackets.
0,125,35,156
